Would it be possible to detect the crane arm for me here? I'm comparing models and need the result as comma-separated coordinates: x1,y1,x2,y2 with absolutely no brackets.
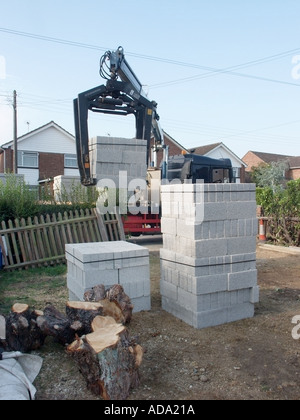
74,47,164,186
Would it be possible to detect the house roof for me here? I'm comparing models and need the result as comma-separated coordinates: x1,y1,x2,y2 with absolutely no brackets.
248,151,293,163
189,142,222,156
1,121,75,148
189,142,246,167
289,156,300,169
162,130,188,153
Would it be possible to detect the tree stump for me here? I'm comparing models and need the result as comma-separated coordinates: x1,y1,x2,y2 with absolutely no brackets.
67,316,143,400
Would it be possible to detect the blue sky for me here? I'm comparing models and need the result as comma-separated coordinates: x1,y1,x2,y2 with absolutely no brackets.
1,0,300,158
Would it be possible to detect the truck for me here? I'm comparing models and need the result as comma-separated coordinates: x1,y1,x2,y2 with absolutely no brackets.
74,47,234,236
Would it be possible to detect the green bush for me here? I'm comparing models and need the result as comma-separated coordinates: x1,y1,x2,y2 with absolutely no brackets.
0,174,38,222
257,179,300,246
0,174,97,224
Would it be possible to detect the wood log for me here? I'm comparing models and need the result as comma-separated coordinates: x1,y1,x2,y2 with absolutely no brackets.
67,315,143,400
5,304,46,352
84,285,106,302
106,284,134,324
84,284,133,324
36,302,113,345
66,301,108,336
36,304,76,346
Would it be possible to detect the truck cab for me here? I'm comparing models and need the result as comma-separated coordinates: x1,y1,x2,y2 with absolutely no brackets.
167,154,234,184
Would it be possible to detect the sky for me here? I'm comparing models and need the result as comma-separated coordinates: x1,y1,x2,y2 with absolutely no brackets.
1,0,300,159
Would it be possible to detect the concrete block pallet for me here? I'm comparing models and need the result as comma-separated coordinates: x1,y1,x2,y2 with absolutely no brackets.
160,183,259,329
66,241,151,313
90,136,147,187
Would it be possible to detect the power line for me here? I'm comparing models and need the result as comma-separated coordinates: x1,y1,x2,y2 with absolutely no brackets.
0,27,110,52
150,70,300,89
1,26,300,90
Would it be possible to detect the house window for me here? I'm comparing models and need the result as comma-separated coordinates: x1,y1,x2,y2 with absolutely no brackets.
18,151,39,168
233,167,241,179
64,154,78,168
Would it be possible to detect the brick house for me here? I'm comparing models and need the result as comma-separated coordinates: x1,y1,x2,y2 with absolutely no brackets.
0,121,79,186
149,131,188,166
242,151,300,181
288,157,300,180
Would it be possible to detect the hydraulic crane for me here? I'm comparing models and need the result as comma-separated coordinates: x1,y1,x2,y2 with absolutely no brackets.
74,46,164,187
73,47,233,236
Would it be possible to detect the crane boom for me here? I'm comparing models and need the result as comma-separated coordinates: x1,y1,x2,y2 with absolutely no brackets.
74,46,164,186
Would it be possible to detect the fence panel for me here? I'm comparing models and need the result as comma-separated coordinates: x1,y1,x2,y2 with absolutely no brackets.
0,208,125,271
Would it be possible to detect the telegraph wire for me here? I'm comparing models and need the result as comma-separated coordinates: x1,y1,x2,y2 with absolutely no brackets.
1,26,300,89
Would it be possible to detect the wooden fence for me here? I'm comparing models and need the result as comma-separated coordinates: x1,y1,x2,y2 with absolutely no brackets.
0,208,125,271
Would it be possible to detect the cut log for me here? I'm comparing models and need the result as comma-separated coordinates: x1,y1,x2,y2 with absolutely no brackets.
5,303,46,352
106,284,134,324
67,316,143,400
66,301,108,336
84,284,133,324
84,285,106,302
12,303,29,314
36,304,76,346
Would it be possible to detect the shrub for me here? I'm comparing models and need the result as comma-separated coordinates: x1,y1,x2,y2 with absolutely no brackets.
0,174,38,222
257,179,300,246
0,174,97,223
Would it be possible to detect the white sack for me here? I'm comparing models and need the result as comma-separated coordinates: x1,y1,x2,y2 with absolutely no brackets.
0,352,43,400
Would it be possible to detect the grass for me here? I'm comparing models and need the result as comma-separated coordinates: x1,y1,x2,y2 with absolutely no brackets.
0,265,68,314
0,255,161,316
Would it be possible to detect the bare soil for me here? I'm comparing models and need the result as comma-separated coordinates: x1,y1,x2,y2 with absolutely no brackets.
6,247,300,400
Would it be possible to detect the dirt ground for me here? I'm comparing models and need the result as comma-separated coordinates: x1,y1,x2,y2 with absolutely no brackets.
24,245,300,401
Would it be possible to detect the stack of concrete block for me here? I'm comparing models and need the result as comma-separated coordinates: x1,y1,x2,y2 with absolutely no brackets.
90,136,147,187
66,241,151,313
160,183,259,329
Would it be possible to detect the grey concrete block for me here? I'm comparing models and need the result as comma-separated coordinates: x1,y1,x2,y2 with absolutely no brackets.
231,252,257,264
194,274,229,295
250,286,260,304
162,296,194,326
160,279,178,302
161,217,177,235
122,278,150,299
195,238,228,258
227,201,257,220
83,269,119,289
195,308,229,329
203,202,227,222
227,237,257,255
69,290,80,302
227,303,254,323
228,270,258,291
230,261,257,273
67,276,86,301
132,296,151,313
119,265,150,285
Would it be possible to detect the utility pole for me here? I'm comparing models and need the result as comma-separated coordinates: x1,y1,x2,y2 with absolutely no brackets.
13,90,18,174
